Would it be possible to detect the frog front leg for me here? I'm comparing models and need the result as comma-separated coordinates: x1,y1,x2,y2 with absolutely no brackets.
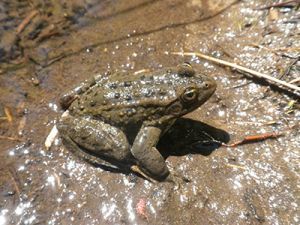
59,74,104,110
130,126,170,181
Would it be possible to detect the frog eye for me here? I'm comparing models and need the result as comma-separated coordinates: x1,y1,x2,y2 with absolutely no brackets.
178,62,195,77
183,62,192,67
182,87,198,102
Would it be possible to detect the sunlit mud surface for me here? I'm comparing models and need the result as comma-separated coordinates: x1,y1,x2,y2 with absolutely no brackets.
0,0,299,224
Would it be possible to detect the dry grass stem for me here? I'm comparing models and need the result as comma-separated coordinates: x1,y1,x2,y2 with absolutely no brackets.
289,77,300,84
4,107,13,122
170,52,300,93
226,164,246,170
0,135,22,141
17,10,38,34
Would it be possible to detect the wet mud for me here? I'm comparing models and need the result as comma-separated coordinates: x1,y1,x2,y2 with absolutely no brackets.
0,0,299,224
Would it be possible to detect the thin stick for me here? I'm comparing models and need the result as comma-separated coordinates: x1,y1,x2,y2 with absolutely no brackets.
8,168,21,200
255,0,300,10
4,107,13,122
223,132,282,147
17,10,38,34
0,135,22,141
226,164,246,170
170,52,300,93
290,77,300,84
279,56,299,79
45,125,59,150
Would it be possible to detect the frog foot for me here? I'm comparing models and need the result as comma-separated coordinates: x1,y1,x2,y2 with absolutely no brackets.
130,165,158,183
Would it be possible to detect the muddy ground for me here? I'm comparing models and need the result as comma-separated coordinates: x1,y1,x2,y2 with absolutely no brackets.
0,0,299,224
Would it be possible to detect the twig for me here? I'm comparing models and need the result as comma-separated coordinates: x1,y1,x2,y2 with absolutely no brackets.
223,132,283,147
226,164,246,170
4,107,13,122
45,125,59,150
134,69,150,75
53,172,61,187
232,81,252,89
17,10,39,34
250,44,300,59
289,77,300,84
200,130,282,147
256,0,300,10
7,168,21,200
279,56,299,79
36,24,59,43
17,116,27,136
170,52,300,93
0,136,23,141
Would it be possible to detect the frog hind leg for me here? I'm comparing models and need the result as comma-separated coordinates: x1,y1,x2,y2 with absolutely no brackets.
57,115,133,172
60,134,125,173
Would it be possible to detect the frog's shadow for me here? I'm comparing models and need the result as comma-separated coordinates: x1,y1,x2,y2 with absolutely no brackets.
92,118,229,175
157,118,230,158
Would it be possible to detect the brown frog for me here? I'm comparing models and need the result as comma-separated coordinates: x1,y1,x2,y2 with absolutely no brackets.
57,63,216,181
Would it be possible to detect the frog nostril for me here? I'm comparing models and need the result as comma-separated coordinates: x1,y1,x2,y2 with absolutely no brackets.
204,82,209,88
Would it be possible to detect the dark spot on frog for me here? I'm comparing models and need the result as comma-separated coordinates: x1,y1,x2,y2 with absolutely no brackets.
114,93,120,99
158,89,167,95
143,76,154,85
126,108,136,116
133,91,140,97
109,82,118,89
144,89,154,97
90,100,96,106
137,107,144,114
86,89,93,95
151,109,156,114
104,71,111,76
124,94,132,101
119,111,125,117
123,81,131,87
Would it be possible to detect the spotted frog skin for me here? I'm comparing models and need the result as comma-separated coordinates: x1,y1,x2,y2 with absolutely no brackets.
57,63,217,181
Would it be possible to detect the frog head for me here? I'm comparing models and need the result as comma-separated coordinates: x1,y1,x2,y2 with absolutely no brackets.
165,63,217,117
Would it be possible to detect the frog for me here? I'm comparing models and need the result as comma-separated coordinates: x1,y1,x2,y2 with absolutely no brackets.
56,63,217,182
